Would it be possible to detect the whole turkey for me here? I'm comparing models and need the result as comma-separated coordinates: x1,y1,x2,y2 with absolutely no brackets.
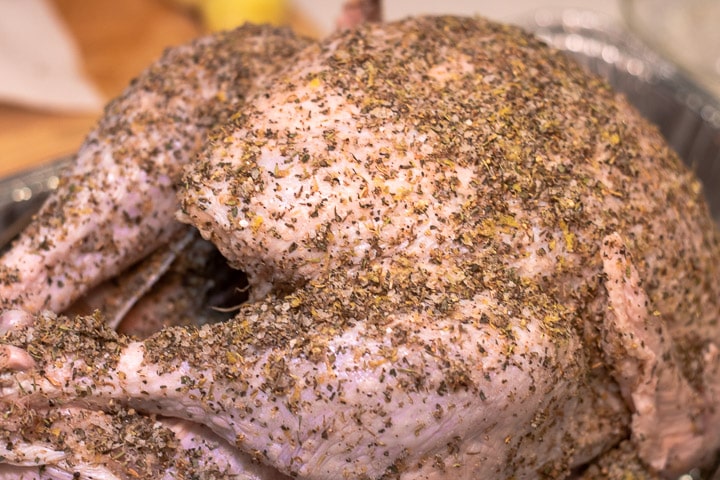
1,14,720,480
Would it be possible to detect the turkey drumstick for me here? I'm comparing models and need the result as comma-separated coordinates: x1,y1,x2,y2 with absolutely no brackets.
0,403,291,479
0,25,310,315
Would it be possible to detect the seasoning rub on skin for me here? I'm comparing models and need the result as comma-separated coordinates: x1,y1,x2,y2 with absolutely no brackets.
2,14,720,480
0,25,310,315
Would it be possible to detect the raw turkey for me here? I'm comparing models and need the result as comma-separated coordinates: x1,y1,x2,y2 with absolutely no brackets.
0,24,310,314
2,14,720,480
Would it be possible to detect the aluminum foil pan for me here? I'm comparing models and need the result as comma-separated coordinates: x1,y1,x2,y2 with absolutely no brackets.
0,156,71,252
1,9,719,239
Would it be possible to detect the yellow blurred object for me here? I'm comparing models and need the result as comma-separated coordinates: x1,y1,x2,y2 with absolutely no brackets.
201,0,290,30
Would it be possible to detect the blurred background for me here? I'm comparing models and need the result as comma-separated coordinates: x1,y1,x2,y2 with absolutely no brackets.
0,0,717,177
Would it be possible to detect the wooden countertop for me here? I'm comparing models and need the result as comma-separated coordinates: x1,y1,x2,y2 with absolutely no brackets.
0,0,318,178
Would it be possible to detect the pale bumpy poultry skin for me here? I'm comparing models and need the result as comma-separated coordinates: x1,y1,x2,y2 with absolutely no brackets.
2,14,720,480
0,403,290,480
0,24,310,314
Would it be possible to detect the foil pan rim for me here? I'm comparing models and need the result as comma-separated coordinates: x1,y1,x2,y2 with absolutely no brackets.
523,7,720,126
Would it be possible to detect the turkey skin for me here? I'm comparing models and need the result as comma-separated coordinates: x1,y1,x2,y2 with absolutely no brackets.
1,14,720,480
0,25,310,314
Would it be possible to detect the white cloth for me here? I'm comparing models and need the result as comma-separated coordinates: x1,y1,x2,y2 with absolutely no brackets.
0,0,102,112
